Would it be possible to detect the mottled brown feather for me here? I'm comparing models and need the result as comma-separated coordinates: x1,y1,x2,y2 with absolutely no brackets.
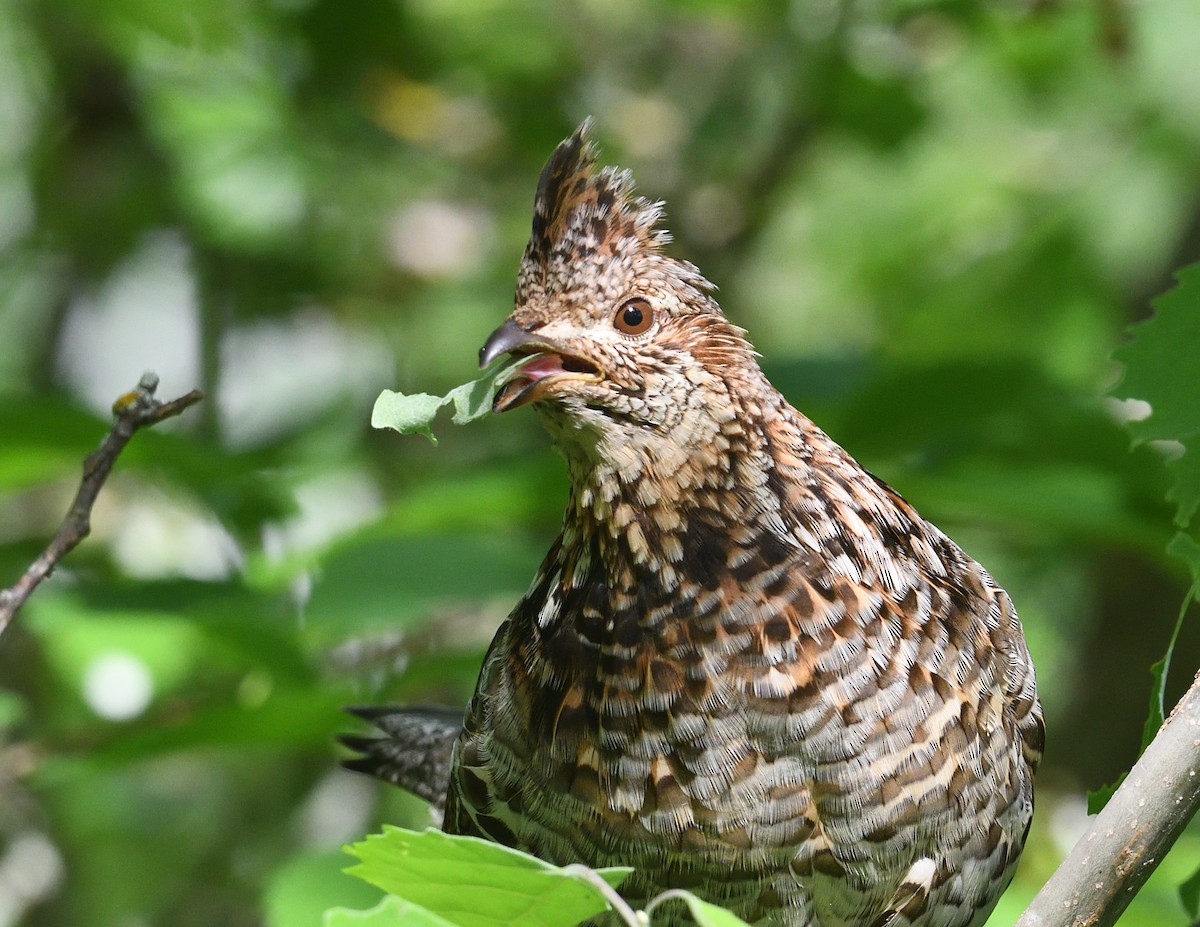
442,123,1042,927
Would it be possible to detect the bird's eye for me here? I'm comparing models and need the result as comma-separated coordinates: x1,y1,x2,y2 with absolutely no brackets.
614,297,653,335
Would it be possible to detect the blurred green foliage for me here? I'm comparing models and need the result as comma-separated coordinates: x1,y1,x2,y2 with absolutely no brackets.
0,0,1198,925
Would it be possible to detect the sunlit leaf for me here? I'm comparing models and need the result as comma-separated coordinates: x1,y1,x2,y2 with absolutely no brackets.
344,827,630,927
370,390,445,443
372,358,529,444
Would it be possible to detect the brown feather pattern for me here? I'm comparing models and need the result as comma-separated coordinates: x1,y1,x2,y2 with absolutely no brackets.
444,123,1042,927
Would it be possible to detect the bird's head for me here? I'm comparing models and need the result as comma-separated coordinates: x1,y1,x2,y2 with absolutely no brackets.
480,121,761,465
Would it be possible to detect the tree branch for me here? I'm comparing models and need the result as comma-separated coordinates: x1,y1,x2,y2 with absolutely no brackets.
0,373,204,637
1016,668,1200,927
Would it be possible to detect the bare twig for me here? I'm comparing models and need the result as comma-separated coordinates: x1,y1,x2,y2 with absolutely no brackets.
0,373,204,637
1016,668,1200,927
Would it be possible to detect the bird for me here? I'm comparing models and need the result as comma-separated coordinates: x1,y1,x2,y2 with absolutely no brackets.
345,120,1043,927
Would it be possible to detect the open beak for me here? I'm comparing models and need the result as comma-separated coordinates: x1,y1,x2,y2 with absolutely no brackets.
479,320,600,412
479,320,540,368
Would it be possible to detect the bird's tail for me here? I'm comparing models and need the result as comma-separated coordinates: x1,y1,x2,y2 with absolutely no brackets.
339,705,463,812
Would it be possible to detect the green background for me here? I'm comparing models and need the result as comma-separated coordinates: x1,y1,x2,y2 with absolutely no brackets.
0,1,1197,924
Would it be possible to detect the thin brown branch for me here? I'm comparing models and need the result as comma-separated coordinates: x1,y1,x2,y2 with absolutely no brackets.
1016,668,1200,927
0,373,204,637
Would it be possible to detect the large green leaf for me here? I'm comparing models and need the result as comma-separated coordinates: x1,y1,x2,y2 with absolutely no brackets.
344,827,630,927
1113,263,1200,532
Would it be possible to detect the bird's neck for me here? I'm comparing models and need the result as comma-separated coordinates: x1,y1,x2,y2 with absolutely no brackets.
560,396,791,593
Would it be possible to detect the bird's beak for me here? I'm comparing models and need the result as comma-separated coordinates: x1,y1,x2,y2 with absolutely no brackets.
478,319,601,413
479,320,539,368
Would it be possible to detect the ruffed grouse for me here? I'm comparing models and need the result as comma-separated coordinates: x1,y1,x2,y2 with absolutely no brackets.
346,122,1043,927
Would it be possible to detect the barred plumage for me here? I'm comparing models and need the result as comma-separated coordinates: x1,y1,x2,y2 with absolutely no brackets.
351,122,1042,927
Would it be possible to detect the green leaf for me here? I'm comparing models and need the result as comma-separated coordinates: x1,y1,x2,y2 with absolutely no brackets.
1180,862,1200,919
446,373,508,425
1167,532,1200,586
371,358,529,444
371,390,445,442
1096,266,1200,815
1112,263,1200,444
1167,449,1200,530
324,896,455,927
1087,777,1120,817
1113,262,1200,528
645,890,753,927
343,827,630,927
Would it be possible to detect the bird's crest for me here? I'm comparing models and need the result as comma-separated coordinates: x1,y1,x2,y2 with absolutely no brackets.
517,119,671,304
